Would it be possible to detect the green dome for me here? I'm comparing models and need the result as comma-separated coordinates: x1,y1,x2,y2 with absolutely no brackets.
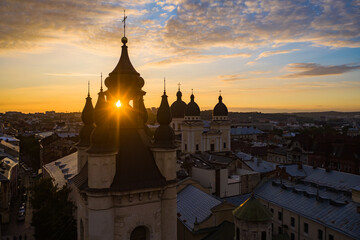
232,196,272,222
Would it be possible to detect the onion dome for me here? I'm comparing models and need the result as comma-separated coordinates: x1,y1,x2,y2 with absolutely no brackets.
171,86,186,118
213,95,228,117
185,93,200,116
104,37,144,100
154,88,175,148
88,82,116,154
77,85,94,148
232,195,272,222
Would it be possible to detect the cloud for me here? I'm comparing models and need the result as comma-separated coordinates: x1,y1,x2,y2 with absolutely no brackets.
163,5,176,12
218,69,272,82
246,49,299,65
44,73,99,77
141,52,251,68
0,0,151,53
281,63,360,78
218,74,248,82
163,0,360,52
0,0,359,69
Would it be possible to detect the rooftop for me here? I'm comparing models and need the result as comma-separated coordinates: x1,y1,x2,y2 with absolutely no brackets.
177,185,222,231
231,127,264,135
43,152,78,187
236,151,276,173
254,179,360,240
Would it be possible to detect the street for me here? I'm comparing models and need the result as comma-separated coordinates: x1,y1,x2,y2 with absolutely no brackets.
1,167,35,240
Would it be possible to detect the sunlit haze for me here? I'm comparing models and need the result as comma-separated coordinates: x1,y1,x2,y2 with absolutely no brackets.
0,0,359,113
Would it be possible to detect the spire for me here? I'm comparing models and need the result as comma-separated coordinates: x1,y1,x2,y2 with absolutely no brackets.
122,9,127,38
163,77,166,95
100,72,103,92
82,84,93,125
190,89,195,102
88,81,90,97
77,83,95,147
176,82,182,100
157,81,171,125
154,80,175,148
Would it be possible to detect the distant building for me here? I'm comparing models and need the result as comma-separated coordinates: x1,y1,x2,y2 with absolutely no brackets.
0,157,19,223
170,90,231,153
231,127,264,141
228,166,360,240
0,139,19,161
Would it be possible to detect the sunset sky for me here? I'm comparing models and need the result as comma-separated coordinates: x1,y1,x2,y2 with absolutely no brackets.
0,0,359,113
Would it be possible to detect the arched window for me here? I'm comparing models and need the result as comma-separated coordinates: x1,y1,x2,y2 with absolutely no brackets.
130,226,149,240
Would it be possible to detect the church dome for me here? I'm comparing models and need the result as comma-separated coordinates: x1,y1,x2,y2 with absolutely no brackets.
232,195,272,222
213,95,228,116
171,89,186,118
185,94,200,116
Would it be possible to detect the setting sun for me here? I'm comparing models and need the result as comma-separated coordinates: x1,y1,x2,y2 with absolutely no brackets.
116,100,121,108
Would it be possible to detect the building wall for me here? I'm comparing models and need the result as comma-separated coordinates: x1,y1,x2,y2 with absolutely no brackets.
258,198,354,240
267,152,287,164
171,118,184,135
191,167,215,193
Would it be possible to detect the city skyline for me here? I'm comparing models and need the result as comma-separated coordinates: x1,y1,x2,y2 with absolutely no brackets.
0,0,359,113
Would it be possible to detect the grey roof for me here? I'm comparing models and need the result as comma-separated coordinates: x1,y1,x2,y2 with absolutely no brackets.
231,127,263,135
43,152,78,187
254,179,360,240
277,164,360,192
177,185,222,231
193,152,234,166
236,152,276,173
278,164,314,178
303,167,360,192
226,193,251,206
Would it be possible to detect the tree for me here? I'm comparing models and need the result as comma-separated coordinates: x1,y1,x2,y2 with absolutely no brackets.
30,178,77,240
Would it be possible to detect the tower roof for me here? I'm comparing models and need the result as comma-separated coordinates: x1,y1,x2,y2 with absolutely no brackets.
185,92,200,116
85,26,167,191
213,95,228,117
104,37,144,100
171,85,186,118
232,195,272,222
154,84,175,148
77,86,94,148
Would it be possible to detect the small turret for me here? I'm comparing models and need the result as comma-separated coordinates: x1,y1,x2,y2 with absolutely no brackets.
77,82,94,148
76,82,94,173
154,79,175,148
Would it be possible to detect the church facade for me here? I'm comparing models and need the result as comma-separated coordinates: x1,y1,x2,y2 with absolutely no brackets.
170,88,231,153
72,35,177,240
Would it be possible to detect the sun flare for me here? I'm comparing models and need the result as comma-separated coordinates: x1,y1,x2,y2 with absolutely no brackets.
116,100,121,108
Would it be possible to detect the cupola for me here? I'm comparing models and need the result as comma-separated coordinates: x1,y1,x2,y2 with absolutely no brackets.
213,92,228,120
170,83,186,118
184,90,201,120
